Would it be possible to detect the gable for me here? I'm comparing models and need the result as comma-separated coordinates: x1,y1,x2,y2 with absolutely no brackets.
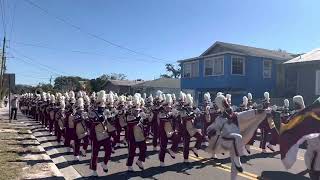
201,44,237,56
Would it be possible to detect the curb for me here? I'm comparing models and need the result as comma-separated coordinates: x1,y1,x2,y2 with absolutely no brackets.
21,115,82,179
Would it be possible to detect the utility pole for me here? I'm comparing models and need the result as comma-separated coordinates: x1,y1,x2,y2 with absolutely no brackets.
0,37,6,88
49,75,52,85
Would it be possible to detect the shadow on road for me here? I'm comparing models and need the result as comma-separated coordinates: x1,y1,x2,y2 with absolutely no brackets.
260,171,309,180
75,159,209,180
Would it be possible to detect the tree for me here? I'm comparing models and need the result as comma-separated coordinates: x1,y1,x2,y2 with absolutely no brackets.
89,73,127,92
14,84,35,94
54,76,88,92
160,63,181,78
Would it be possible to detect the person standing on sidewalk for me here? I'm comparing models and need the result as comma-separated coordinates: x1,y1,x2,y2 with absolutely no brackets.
11,95,19,120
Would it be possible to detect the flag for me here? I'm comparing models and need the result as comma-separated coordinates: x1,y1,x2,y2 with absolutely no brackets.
279,98,320,169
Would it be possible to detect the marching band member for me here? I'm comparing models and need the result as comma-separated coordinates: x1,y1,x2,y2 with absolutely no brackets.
44,93,51,130
259,92,278,152
226,94,232,105
64,91,76,149
238,96,249,112
126,94,147,172
210,94,245,177
84,95,91,112
74,97,89,160
202,92,212,139
115,95,128,147
180,93,204,162
105,93,118,150
247,93,254,108
151,90,163,151
56,96,66,144
53,94,62,136
39,92,47,127
291,96,320,180
281,99,290,123
88,90,111,175
158,94,180,167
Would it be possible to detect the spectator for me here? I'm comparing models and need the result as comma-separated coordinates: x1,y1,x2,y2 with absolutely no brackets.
10,95,18,120
4,96,8,107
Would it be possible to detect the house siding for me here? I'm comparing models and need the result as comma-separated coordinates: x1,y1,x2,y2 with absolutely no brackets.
181,53,280,105
285,63,320,105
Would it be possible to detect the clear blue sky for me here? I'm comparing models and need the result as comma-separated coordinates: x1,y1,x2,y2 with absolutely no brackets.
1,0,319,85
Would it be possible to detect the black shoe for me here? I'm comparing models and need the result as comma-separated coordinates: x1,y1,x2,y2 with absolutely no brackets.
103,168,108,173
267,145,275,152
235,165,243,173
136,162,144,170
191,148,199,157
246,149,251,155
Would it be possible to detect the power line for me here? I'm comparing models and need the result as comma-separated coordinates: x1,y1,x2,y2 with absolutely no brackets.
11,48,71,76
23,0,172,64
9,0,18,42
12,41,167,64
11,53,64,76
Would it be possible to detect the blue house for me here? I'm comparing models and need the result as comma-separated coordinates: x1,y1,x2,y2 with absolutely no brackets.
178,41,294,105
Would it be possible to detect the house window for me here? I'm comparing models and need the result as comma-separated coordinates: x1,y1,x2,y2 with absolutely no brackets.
183,61,199,78
263,60,272,78
316,70,320,95
204,56,224,76
231,56,245,75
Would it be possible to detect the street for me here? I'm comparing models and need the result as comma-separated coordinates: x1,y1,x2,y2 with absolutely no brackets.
16,112,310,180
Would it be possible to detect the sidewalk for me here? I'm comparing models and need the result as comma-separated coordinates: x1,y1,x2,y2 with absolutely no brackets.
0,107,64,180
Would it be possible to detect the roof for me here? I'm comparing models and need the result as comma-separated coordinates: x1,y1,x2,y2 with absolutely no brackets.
133,78,180,89
284,48,320,64
108,80,144,86
179,41,294,63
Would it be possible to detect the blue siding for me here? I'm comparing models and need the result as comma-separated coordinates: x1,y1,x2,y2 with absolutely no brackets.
181,53,279,105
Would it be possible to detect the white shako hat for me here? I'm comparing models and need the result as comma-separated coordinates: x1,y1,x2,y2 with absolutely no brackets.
284,99,289,108
264,92,270,103
133,93,141,109
215,94,228,112
226,94,232,103
42,92,47,101
247,93,253,100
84,95,90,105
36,94,41,100
107,92,115,107
216,92,223,96
242,96,248,106
77,97,84,110
293,95,305,109
46,92,51,102
172,94,176,101
96,90,106,107
156,90,163,99
147,94,153,103
50,94,56,104
179,91,186,102
163,94,173,107
64,92,70,101
185,93,193,107
127,95,133,101
69,91,76,104
118,95,126,105
91,92,96,100
76,91,83,99
140,97,145,107
204,92,211,103
60,96,66,110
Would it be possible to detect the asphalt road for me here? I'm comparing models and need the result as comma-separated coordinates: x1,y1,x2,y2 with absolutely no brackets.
17,112,310,180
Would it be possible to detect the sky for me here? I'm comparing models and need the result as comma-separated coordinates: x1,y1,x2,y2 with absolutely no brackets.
1,0,320,85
